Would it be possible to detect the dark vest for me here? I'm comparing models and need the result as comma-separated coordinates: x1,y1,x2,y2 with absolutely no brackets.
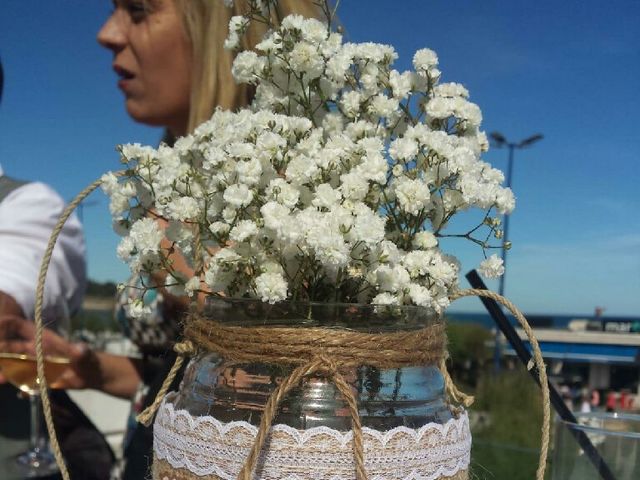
0,175,28,201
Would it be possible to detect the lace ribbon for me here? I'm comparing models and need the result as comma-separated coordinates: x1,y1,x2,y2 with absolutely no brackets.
153,394,471,480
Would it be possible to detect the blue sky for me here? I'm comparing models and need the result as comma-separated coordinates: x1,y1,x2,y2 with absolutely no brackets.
0,1,638,316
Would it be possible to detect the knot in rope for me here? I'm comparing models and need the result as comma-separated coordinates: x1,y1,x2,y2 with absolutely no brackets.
173,339,195,356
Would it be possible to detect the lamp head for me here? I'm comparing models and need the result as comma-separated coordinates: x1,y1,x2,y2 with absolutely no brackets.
518,134,543,148
489,131,507,147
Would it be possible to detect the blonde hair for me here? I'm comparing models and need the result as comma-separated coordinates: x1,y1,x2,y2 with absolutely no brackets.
174,0,324,134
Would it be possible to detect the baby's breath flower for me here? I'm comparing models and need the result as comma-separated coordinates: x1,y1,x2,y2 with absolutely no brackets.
107,10,514,309
255,272,288,304
478,254,505,278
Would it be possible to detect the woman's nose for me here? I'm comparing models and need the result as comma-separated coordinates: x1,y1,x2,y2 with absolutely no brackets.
97,11,127,52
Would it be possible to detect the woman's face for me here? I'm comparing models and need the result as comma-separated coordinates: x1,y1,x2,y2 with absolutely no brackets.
98,0,192,135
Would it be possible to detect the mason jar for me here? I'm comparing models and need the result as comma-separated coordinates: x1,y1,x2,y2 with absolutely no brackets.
152,299,471,480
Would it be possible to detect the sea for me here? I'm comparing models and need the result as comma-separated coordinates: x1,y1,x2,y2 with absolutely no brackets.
446,311,640,331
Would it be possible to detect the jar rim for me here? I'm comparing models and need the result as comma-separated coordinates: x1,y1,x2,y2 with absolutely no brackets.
201,296,441,331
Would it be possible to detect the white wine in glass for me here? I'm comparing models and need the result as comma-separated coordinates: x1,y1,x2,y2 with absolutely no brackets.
0,301,72,478
0,352,71,477
0,353,70,395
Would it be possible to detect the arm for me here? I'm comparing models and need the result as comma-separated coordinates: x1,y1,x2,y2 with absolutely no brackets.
0,315,142,399
69,349,143,399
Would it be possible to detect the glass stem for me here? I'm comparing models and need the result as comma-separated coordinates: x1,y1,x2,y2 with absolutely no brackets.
29,392,45,451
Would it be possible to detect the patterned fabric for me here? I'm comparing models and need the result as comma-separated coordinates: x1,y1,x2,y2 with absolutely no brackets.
115,276,181,355
113,276,182,480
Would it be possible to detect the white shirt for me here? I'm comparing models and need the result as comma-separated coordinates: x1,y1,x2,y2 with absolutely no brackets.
0,165,86,328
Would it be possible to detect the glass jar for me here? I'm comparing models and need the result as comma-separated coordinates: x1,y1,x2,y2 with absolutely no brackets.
173,299,453,431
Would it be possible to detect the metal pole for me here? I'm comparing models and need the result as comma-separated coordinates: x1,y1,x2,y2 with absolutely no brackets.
488,131,542,374
494,143,514,373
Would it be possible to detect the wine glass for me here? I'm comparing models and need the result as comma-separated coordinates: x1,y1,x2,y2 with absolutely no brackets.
0,302,71,478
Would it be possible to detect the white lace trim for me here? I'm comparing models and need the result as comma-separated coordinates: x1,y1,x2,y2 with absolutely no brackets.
153,394,471,480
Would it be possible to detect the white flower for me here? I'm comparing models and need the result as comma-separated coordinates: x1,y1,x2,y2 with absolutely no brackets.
229,220,258,242
368,94,398,118
425,97,453,120
478,254,505,278
340,91,363,118
375,265,411,293
413,231,438,249
100,172,120,195
389,70,412,99
286,154,320,185
127,299,151,319
495,188,516,214
223,184,253,208
129,218,163,254
224,16,248,50
236,158,262,186
312,183,342,209
165,197,201,221
266,178,299,208
408,284,432,307
326,51,352,82
116,236,135,261
232,51,264,84
209,221,230,236
351,206,385,245
413,48,438,71
254,272,288,304
281,14,305,31
357,153,388,184
300,17,328,43
372,292,399,305
394,177,431,215
261,201,291,232
389,137,418,161
289,42,324,79
402,251,432,278
340,172,369,201
434,82,469,98
427,256,458,287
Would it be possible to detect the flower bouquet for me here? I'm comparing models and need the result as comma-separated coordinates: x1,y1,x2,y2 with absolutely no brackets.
101,1,520,479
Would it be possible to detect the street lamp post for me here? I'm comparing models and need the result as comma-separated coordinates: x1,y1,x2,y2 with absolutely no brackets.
489,131,543,373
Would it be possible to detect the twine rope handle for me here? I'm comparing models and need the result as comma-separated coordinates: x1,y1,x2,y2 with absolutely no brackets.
450,288,551,480
137,340,195,426
34,171,126,480
440,354,475,408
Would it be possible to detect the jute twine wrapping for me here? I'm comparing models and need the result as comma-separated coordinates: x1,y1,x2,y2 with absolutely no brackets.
184,314,448,369
34,172,550,480
152,458,470,480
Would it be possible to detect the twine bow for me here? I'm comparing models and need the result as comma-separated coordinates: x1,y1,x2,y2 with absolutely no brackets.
238,354,367,480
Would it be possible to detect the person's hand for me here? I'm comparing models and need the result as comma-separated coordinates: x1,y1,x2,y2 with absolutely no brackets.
0,315,99,389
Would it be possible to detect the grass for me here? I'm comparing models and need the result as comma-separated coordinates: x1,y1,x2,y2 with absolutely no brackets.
446,320,548,479
468,369,547,479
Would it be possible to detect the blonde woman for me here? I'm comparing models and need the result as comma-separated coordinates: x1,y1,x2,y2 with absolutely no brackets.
3,1,324,478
